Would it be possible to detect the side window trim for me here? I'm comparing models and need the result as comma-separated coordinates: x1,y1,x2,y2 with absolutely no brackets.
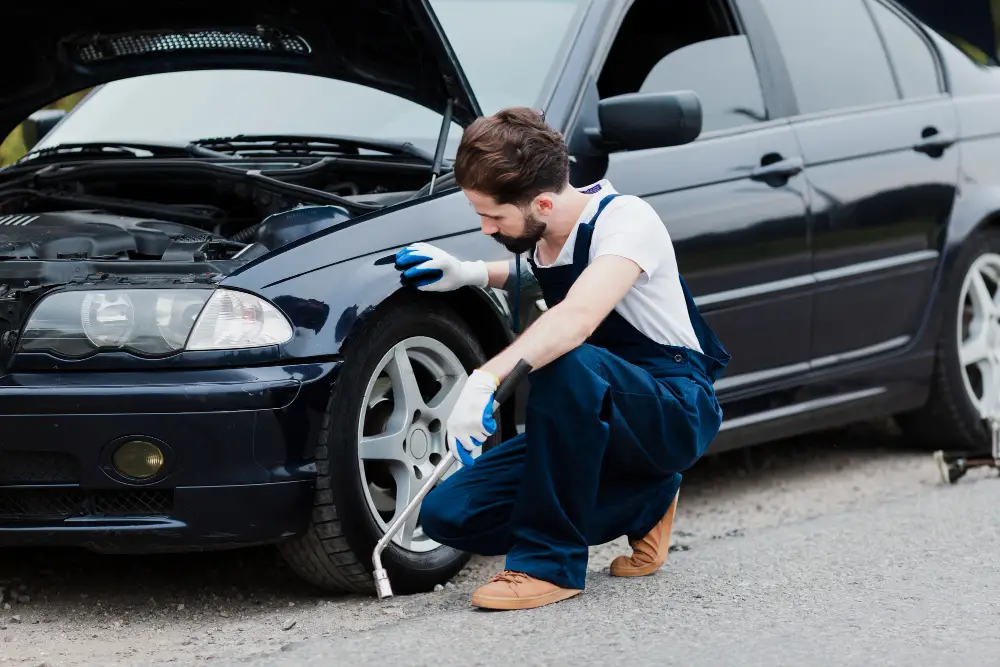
867,0,948,95
730,0,799,119
862,0,905,100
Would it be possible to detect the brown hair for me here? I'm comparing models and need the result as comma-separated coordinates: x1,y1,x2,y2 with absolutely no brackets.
452,107,570,208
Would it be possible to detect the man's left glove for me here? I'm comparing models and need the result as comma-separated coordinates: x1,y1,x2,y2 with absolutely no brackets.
446,369,499,466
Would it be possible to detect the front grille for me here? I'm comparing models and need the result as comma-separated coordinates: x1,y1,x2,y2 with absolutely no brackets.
0,451,81,484
70,27,311,64
0,489,173,521
91,490,173,516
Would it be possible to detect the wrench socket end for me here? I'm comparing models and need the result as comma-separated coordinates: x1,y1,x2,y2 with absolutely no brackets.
374,568,393,599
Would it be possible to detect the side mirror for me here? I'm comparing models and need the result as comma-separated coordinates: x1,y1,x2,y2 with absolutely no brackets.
586,91,702,152
21,109,67,151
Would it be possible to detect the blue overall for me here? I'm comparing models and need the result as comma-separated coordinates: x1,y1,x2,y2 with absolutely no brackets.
421,194,731,590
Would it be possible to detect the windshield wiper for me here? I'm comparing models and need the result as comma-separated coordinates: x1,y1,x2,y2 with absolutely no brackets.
16,141,204,164
190,134,436,164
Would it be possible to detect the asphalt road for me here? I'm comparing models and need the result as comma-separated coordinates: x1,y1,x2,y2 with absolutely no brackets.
228,464,1000,667
2,421,997,666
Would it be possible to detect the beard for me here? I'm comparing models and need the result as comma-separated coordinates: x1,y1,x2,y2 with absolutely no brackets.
491,211,546,255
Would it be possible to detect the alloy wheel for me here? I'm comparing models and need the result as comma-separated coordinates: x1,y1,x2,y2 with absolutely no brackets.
356,336,467,553
957,253,1000,419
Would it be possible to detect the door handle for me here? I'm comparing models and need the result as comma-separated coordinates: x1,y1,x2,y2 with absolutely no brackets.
914,127,955,155
750,155,804,181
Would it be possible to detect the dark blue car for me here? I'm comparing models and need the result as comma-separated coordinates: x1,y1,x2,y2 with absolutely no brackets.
3,0,1000,594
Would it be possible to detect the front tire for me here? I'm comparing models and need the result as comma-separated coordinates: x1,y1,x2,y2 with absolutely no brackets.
279,296,497,594
898,228,1000,452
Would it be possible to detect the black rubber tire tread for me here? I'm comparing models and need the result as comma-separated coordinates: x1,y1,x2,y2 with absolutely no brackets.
897,228,999,452
279,294,490,594
277,435,373,594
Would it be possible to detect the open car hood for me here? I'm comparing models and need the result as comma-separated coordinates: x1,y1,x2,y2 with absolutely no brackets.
2,0,482,140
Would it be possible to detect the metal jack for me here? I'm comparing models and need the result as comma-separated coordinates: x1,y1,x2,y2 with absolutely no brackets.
372,359,532,600
934,386,1000,484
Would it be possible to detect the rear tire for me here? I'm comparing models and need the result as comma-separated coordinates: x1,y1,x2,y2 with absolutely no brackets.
897,228,1000,452
279,296,498,594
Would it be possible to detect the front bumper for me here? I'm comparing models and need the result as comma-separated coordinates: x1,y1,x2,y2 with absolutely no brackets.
0,361,340,552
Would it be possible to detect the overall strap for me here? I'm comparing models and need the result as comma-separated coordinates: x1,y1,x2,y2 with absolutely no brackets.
513,252,521,333
572,193,623,267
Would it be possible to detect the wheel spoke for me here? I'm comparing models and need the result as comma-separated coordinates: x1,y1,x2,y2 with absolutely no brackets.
425,373,465,421
385,344,425,417
976,357,1000,416
969,270,995,318
430,432,451,456
359,429,408,463
391,465,422,549
960,325,991,367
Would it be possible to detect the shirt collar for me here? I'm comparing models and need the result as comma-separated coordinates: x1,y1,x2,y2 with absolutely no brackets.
574,179,619,225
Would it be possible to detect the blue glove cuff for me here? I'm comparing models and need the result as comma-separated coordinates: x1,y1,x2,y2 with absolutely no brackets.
454,396,498,467
454,439,477,466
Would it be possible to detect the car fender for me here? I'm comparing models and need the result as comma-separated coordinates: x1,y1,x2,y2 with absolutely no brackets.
942,182,1000,268
221,195,517,360
907,182,1000,346
227,188,499,285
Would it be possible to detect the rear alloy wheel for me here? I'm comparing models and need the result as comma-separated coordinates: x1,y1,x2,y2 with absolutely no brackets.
279,298,495,594
955,253,1000,420
898,230,1000,452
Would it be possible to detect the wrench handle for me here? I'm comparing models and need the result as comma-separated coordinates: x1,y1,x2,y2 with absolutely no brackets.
495,358,532,406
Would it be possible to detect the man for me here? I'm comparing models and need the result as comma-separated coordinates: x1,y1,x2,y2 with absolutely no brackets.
394,107,730,610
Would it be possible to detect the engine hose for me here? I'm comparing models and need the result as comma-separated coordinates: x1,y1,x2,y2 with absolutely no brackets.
230,223,261,243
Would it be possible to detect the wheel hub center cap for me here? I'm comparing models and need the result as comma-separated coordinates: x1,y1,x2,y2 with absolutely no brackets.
409,428,429,459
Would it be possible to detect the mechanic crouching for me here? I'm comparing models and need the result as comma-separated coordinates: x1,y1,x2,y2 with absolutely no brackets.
394,107,730,610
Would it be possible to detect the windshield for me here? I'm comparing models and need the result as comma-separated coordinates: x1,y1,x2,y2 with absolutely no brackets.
35,0,586,157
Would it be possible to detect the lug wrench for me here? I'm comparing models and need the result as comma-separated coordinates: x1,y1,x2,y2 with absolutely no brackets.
372,358,533,600
934,386,1000,484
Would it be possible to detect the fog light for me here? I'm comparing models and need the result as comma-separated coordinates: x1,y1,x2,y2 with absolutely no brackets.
113,440,165,479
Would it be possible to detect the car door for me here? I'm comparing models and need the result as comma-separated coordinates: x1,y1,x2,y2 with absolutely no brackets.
759,0,960,363
566,0,813,393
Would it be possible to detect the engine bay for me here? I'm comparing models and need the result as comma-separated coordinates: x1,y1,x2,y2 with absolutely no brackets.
0,148,438,263
0,210,245,261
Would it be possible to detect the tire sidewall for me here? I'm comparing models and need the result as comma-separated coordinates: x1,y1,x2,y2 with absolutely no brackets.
327,298,494,591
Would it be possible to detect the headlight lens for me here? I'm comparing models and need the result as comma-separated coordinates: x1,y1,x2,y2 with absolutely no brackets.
19,288,292,358
81,292,136,347
187,289,293,351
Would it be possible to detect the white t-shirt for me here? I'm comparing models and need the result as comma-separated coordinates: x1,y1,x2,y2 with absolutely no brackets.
530,179,703,353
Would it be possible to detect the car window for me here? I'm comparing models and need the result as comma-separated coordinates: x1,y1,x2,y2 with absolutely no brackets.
595,0,764,136
760,0,898,115
868,0,941,98
639,35,767,134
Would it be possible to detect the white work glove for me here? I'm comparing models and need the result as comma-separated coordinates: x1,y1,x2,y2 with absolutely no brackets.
395,242,489,291
446,369,499,466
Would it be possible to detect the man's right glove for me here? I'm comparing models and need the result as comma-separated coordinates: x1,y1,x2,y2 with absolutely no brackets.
445,368,499,466
395,242,489,292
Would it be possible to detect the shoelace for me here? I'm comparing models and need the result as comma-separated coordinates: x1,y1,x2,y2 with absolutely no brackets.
488,570,530,585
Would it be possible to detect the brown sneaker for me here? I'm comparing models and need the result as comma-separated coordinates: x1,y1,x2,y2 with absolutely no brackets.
609,490,679,577
470,570,582,610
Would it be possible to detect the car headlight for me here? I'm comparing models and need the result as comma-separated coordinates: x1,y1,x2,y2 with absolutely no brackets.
186,289,294,351
19,288,293,358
